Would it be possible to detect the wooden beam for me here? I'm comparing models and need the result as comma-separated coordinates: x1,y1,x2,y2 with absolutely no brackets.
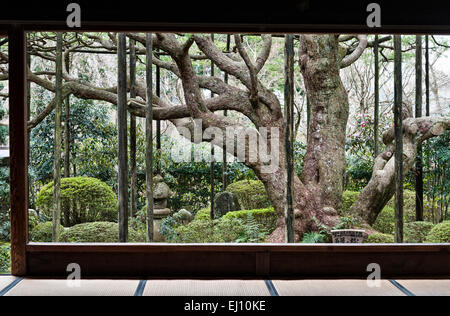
374,35,380,157
117,33,129,242
52,32,63,242
415,35,424,222
425,35,430,117
394,35,404,243
8,24,28,276
145,33,154,242
129,38,137,218
210,34,215,220
284,34,295,243
25,244,450,279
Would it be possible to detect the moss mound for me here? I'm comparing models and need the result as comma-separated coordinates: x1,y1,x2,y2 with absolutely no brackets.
404,221,435,243
425,221,450,243
59,222,145,243
227,180,270,210
30,222,65,242
223,208,277,234
364,233,395,244
372,206,416,234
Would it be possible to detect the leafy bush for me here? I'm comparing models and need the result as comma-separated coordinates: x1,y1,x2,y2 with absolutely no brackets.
425,221,450,243
36,177,118,227
227,180,270,210
404,221,435,243
0,242,10,273
30,222,65,242
59,222,146,243
0,209,40,242
364,233,395,244
372,206,416,234
223,208,277,234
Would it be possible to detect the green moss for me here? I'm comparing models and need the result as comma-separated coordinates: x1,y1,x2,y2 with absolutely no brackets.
404,221,435,243
425,221,450,243
227,180,270,210
36,177,118,227
30,222,64,242
372,206,416,234
222,208,277,234
59,222,145,243
364,233,395,244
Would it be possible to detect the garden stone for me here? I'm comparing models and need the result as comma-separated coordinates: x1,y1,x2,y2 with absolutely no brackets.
214,192,241,219
175,209,193,225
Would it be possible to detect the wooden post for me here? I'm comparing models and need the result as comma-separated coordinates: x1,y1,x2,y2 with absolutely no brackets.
284,34,295,243
9,25,28,276
156,53,161,175
117,33,129,242
129,38,137,218
210,34,215,220
222,34,231,192
425,35,430,117
64,53,71,179
374,35,380,157
52,32,63,242
145,33,154,242
394,35,404,243
415,35,424,222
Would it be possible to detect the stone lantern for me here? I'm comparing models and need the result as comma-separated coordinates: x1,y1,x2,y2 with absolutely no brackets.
152,175,172,242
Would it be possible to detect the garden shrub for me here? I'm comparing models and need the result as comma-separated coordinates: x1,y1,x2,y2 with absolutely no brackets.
222,208,277,234
425,221,450,243
364,233,395,244
404,221,435,243
227,180,270,210
36,177,118,227
0,242,10,273
0,209,40,242
30,222,64,242
372,206,416,234
301,232,327,243
59,222,146,243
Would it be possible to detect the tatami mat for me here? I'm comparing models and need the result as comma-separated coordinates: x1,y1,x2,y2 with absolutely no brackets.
395,280,450,296
272,280,405,296
143,280,270,296
4,279,139,296
0,276,17,293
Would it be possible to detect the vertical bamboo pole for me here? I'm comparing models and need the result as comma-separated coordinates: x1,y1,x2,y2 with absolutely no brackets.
415,35,424,222
210,34,215,220
394,35,404,243
9,25,28,275
284,34,295,243
129,39,137,218
117,33,129,243
374,35,380,157
222,34,231,192
145,33,154,242
156,52,161,175
425,35,430,117
52,32,63,242
64,53,71,179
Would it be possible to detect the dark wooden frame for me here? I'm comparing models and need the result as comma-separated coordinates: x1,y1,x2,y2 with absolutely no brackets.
3,14,450,278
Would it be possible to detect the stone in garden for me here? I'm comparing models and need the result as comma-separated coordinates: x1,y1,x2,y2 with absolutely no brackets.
213,192,241,219
331,229,367,244
152,175,173,242
175,209,194,225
